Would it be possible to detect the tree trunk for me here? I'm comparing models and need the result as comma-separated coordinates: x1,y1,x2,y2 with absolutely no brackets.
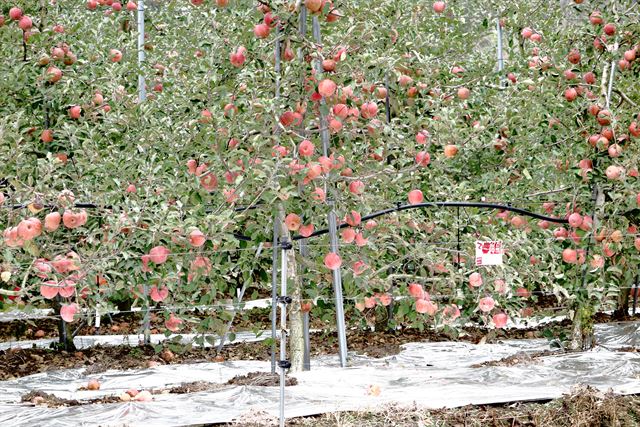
613,289,630,320
569,304,594,351
54,297,77,352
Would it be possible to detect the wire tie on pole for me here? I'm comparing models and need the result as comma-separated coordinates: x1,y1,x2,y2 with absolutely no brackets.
277,296,292,305
278,360,291,369
279,239,292,250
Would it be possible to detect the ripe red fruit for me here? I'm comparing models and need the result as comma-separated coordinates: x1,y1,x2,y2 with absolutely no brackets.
408,283,425,299
318,79,337,98
18,16,32,31
216,0,229,6
44,212,61,231
87,0,98,9
521,27,533,39
360,102,378,119
348,180,365,195
415,151,431,167
110,49,123,62
457,87,470,100
562,248,577,264
583,71,596,84
398,75,413,86
9,7,22,20
567,49,581,64
126,1,137,11
298,139,315,157
624,49,637,62
568,213,583,228
149,246,170,264
112,2,122,11
189,229,206,247
469,272,483,287
68,106,81,119
285,213,301,231
608,143,622,158
408,189,424,205
416,299,437,315
432,1,446,13
305,0,323,12
618,59,630,71
603,23,616,36
511,216,526,228
629,122,640,137
589,11,602,25
605,165,623,180
333,104,348,119
341,228,356,243
564,88,577,102
493,313,508,328
230,50,246,67
444,144,458,158
41,129,53,143
322,59,336,72
324,252,342,270
416,130,429,144
345,210,361,227
47,66,62,83
253,23,270,39
596,109,611,126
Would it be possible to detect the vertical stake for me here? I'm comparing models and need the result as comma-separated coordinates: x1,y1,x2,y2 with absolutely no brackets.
303,311,311,370
312,15,348,368
384,73,391,124
633,275,639,315
137,0,146,102
278,239,290,427
496,18,505,87
143,284,150,345
271,219,279,373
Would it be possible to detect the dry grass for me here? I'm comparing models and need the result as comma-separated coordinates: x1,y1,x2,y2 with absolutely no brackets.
227,385,640,426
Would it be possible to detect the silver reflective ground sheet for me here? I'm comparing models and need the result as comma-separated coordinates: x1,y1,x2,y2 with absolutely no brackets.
0,322,639,426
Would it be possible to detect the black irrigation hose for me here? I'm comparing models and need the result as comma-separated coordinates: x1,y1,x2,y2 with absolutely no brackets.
290,201,569,241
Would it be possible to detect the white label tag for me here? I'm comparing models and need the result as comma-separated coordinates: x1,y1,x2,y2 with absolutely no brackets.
475,241,504,266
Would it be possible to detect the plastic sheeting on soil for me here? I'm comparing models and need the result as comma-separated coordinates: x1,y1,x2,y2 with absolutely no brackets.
1,321,640,427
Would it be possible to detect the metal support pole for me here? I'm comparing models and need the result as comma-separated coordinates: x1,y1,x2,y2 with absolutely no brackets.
303,311,311,371
606,60,615,109
384,73,391,124
271,219,279,373
137,0,146,102
143,284,150,344
278,240,289,427
633,275,639,315
496,18,504,87
312,15,348,368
